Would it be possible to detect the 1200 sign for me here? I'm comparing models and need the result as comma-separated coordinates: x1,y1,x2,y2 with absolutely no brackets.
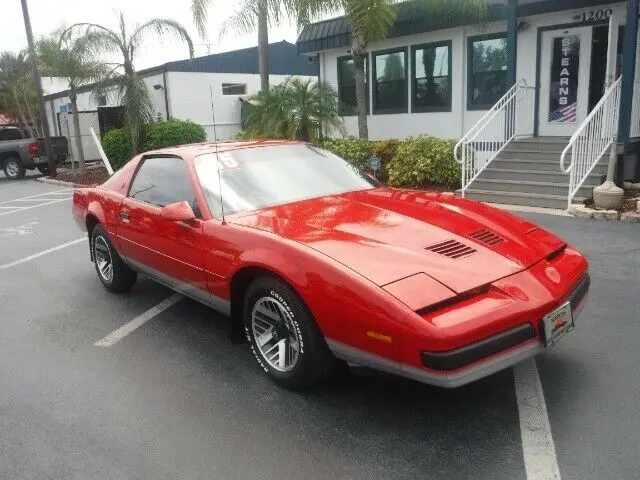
573,8,613,23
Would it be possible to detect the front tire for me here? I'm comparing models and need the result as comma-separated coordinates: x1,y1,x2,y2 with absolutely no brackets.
91,225,137,293
243,277,333,390
3,156,26,180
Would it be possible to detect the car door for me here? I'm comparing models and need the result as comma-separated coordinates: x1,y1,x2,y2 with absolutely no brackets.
116,155,208,295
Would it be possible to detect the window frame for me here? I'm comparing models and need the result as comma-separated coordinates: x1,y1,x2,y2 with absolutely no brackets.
371,47,409,115
127,154,202,216
222,83,247,95
467,32,508,111
336,55,370,116
411,40,453,113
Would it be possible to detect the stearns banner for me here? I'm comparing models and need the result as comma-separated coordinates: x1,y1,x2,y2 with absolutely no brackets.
548,35,580,123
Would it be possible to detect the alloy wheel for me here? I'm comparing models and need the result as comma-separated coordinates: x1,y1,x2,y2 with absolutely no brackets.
251,296,301,372
94,236,114,283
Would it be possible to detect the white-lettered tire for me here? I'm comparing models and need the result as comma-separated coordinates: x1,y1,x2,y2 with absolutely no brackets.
243,277,333,390
91,225,137,293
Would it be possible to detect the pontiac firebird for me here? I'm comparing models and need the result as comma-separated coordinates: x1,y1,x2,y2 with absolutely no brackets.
72,141,590,389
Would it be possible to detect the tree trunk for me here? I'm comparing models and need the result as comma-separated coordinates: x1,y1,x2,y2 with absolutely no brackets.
352,36,369,140
21,86,40,137
69,84,85,171
10,87,30,136
257,0,269,92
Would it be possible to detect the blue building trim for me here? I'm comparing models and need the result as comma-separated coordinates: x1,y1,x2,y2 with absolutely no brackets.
618,0,639,142
507,0,518,86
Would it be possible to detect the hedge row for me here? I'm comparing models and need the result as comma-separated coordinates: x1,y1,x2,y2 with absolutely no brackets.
320,136,460,189
102,119,206,169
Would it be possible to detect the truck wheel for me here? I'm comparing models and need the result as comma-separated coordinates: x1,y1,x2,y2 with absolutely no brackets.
3,156,26,180
243,277,333,390
37,164,49,175
91,225,137,293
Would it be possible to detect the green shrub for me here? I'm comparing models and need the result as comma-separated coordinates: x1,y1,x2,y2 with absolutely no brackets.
387,135,460,189
102,127,133,170
319,137,374,171
142,119,206,151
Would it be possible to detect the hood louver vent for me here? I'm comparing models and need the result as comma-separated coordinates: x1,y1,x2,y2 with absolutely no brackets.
470,229,504,246
425,240,476,259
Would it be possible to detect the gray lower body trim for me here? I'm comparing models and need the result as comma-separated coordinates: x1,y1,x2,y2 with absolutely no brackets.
326,338,543,389
124,257,231,316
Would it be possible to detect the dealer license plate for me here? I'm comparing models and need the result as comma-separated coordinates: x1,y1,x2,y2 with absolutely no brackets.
542,301,574,347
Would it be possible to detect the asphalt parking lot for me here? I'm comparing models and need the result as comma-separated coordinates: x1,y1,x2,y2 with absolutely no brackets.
1,175,639,480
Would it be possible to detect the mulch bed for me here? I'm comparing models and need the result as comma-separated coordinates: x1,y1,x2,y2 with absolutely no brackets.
53,166,111,186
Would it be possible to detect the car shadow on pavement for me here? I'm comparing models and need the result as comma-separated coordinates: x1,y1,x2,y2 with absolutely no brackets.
136,296,527,480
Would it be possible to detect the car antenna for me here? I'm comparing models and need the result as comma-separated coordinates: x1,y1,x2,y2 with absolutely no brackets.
210,85,226,225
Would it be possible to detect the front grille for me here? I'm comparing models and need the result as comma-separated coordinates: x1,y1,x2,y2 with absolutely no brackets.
470,229,504,246
425,240,476,259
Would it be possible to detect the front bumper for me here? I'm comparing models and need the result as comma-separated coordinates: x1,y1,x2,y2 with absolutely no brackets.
328,273,590,388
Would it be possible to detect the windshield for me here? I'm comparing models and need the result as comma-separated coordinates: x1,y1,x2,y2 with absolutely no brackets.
194,144,377,217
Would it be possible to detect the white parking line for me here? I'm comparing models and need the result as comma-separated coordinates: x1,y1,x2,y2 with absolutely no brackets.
0,188,71,205
0,197,71,216
514,358,562,480
94,293,184,347
0,237,86,269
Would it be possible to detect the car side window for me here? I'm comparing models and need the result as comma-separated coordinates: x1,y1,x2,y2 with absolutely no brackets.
0,128,23,141
129,156,196,208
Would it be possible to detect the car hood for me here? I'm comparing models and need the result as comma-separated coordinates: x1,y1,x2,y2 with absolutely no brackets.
229,188,566,293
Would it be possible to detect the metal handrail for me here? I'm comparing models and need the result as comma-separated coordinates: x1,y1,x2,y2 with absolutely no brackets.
559,76,621,208
454,80,535,196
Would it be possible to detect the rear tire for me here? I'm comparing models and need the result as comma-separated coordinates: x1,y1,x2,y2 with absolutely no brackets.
3,156,26,180
243,276,333,390
91,225,137,293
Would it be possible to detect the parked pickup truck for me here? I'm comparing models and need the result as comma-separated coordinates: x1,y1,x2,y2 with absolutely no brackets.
0,126,69,180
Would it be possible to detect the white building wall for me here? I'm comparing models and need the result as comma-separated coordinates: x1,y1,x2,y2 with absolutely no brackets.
45,72,168,137
320,2,629,140
165,72,315,140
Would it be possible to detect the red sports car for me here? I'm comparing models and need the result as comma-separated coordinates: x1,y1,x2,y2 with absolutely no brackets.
73,141,590,389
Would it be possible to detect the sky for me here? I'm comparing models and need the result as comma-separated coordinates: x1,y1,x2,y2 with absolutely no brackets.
1,0,304,69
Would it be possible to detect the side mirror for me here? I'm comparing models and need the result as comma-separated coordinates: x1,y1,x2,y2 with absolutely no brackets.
161,201,196,222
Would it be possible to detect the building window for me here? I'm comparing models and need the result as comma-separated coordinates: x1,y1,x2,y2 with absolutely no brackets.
373,48,408,114
96,95,107,106
222,83,247,95
412,41,452,112
337,56,369,116
468,34,508,110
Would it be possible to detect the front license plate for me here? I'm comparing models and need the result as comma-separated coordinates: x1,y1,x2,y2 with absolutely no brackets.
542,301,574,347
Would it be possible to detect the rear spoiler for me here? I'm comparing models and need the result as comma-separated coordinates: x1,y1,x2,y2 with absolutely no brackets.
90,127,114,176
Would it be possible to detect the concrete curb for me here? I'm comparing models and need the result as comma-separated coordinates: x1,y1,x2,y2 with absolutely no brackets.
35,177,90,189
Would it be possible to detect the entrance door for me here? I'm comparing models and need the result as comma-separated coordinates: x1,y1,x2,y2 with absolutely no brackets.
538,26,592,136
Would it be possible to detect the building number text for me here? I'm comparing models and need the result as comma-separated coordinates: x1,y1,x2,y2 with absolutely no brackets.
573,9,613,23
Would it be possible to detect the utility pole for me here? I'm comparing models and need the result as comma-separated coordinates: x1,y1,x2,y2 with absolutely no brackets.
20,0,55,177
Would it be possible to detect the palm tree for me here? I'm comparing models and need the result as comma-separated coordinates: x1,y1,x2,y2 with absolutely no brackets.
37,33,107,170
0,51,37,135
246,77,344,140
62,12,194,154
191,0,290,92
294,0,488,139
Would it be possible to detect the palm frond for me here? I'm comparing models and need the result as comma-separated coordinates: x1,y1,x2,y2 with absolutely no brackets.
130,18,194,59
191,0,214,39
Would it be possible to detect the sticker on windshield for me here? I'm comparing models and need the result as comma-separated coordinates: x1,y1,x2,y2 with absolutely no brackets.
216,151,240,171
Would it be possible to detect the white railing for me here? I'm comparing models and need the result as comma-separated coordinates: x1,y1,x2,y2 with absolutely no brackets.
630,81,640,138
560,76,622,209
454,80,535,196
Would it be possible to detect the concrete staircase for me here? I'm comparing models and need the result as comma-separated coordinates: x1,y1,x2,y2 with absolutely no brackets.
462,137,607,209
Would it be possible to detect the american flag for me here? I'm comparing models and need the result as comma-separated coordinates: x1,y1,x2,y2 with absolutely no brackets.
549,102,577,123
